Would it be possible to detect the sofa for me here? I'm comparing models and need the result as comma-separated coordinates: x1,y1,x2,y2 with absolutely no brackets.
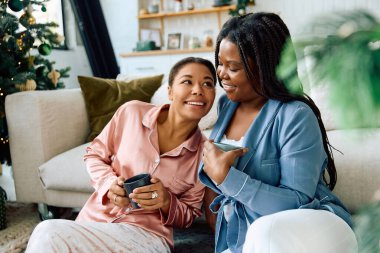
5,75,380,248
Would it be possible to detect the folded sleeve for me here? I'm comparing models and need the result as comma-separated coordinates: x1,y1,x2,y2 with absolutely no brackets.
160,178,205,228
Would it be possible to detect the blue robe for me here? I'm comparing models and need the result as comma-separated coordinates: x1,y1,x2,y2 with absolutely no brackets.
199,95,352,253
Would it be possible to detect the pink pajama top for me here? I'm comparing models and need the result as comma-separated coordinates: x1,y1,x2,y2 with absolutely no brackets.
76,101,206,249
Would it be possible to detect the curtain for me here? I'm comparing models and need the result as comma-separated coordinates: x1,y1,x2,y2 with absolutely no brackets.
69,0,119,78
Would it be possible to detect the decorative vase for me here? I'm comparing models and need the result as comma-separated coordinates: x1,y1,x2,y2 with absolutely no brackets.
174,0,183,12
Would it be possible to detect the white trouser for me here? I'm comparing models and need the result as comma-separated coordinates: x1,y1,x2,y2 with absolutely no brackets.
26,219,170,253
243,209,357,253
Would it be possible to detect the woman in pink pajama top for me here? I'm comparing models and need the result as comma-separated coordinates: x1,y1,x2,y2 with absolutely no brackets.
25,57,216,253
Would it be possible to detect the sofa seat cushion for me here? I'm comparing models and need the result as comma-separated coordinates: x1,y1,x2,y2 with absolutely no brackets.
327,129,380,213
39,143,93,193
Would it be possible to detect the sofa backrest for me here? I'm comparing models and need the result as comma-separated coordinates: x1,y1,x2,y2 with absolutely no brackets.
327,129,380,213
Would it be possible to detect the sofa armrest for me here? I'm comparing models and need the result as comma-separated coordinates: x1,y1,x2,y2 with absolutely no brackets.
5,89,90,203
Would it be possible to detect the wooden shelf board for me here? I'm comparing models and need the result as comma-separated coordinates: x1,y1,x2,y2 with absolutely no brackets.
139,5,236,19
120,47,215,57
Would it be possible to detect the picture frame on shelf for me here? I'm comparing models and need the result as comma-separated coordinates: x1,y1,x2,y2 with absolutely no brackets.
140,28,162,47
167,33,182,50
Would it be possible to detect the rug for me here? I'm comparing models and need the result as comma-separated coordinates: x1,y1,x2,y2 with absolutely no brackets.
173,218,214,253
0,202,40,253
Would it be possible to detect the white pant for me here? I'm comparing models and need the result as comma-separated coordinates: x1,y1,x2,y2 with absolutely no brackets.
242,209,357,253
26,219,170,253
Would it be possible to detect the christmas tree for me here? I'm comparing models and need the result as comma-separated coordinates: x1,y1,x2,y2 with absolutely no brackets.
0,0,70,165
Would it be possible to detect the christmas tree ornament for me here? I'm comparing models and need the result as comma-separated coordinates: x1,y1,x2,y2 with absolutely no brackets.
25,79,36,90
35,65,48,77
41,5,46,12
19,12,36,27
3,33,12,42
52,34,65,44
16,37,23,50
38,43,52,56
15,83,26,91
27,55,35,68
15,79,36,91
47,69,61,87
8,0,23,12
19,31,34,50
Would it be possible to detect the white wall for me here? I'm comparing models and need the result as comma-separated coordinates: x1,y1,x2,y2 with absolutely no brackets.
248,0,380,37
100,0,139,66
46,46,92,89
49,0,380,87
46,0,92,89
101,0,380,59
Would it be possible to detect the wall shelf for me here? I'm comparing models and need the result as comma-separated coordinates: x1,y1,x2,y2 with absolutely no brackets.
138,5,236,19
120,47,214,57
137,1,238,47
118,1,232,76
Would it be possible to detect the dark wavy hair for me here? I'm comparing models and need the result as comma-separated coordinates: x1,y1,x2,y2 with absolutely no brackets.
168,57,216,87
215,12,337,190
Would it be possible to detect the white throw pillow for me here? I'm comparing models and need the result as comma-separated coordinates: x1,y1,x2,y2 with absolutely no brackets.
151,79,171,106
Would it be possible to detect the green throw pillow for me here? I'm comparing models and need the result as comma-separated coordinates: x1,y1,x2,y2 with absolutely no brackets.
78,75,164,141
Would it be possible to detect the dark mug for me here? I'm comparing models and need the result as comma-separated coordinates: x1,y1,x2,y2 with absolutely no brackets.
213,142,243,167
124,173,152,209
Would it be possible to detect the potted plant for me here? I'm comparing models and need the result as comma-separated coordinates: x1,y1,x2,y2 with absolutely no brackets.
277,10,380,252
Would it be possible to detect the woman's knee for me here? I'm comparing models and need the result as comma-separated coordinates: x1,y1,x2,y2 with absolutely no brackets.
243,214,288,253
31,219,74,243
33,220,57,236
243,210,357,253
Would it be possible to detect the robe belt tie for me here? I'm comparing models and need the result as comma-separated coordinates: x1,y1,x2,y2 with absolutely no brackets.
210,195,249,253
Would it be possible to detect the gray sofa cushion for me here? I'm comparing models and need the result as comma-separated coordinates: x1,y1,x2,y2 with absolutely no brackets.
328,129,380,213
39,143,93,193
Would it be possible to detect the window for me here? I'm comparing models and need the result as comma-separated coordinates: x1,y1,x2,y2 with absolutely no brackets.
8,0,66,48
34,0,65,41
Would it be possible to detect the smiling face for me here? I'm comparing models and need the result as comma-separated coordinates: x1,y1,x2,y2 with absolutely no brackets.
217,38,262,103
168,62,216,122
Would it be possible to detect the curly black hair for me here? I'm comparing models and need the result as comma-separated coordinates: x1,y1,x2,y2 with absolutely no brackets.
215,12,337,190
